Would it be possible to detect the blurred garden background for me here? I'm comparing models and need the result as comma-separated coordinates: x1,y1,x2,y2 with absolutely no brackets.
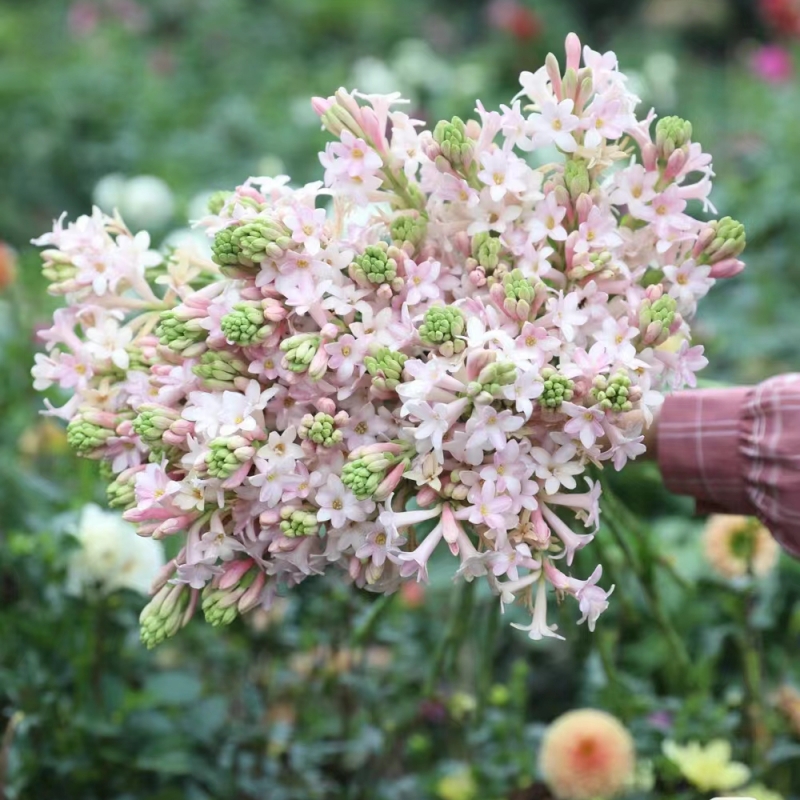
3,1,800,798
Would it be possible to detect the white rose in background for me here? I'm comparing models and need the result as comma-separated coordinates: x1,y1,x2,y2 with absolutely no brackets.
66,504,165,596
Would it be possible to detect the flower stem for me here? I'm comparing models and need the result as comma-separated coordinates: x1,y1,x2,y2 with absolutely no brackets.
424,579,475,696
351,592,395,646
738,585,771,769
599,478,692,682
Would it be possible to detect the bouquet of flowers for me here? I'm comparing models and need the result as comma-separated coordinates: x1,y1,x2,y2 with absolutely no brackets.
32,34,746,647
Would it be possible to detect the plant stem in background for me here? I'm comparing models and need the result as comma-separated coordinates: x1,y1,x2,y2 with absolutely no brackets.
0,711,23,800
599,478,692,682
738,583,771,770
425,579,475,697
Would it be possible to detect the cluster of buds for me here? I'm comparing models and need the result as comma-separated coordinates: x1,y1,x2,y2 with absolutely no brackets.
211,219,292,270
636,285,681,348
418,306,466,357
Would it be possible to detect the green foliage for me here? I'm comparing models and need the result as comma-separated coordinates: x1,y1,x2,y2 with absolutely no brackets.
4,1,800,798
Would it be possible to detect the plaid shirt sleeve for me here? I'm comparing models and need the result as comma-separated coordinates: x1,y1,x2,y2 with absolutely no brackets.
658,374,800,558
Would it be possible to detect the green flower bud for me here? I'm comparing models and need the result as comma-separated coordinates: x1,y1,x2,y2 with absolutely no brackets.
390,214,428,253
471,232,504,271
432,117,474,167
298,412,342,447
475,360,518,397
637,291,678,347
211,220,291,268
703,216,746,262
538,368,574,410
655,115,692,155
564,157,591,198
650,295,677,326
193,350,250,389
350,242,402,288
155,310,206,352
591,371,633,412
220,303,271,346
108,472,136,510
280,333,321,373
201,569,260,627
205,436,254,479
341,451,398,499
202,586,241,627
419,305,466,356
66,416,115,456
279,506,319,537
132,405,178,446
140,583,191,649
503,269,537,304
125,345,150,372
364,347,408,392
42,260,78,288
207,191,232,215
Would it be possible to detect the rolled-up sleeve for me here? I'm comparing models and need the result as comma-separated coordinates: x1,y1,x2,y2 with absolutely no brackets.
658,374,800,558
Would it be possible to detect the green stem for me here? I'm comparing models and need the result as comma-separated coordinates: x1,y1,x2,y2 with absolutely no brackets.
476,597,499,723
739,586,771,770
351,592,395,646
424,579,475,696
599,484,692,682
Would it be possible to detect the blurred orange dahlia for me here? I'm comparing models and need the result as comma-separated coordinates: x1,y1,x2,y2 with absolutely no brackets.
703,515,779,579
539,709,635,800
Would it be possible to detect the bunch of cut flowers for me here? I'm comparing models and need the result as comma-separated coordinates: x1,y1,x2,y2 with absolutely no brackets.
32,34,746,647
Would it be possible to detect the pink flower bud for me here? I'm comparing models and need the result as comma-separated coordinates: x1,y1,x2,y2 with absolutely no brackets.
316,397,336,415
416,486,439,507
350,442,405,459
708,258,745,279
663,148,687,181
644,283,665,302
307,346,329,381
544,559,571,590
565,32,582,71
320,322,339,340
311,96,332,117
575,193,593,224
238,571,266,613
641,143,658,172
259,509,280,526
466,348,496,381
219,558,255,591
376,284,393,302
374,461,406,502
545,52,563,101
469,267,487,287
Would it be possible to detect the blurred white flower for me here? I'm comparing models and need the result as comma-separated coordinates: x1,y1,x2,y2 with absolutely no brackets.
643,52,678,109
119,175,175,229
290,97,319,128
256,155,287,178
452,62,488,98
162,227,212,257
92,173,127,212
351,57,402,96
187,190,216,222
391,39,452,94
66,504,165,596
624,69,647,105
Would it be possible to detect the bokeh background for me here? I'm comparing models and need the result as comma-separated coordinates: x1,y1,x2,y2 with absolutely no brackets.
3,1,800,798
